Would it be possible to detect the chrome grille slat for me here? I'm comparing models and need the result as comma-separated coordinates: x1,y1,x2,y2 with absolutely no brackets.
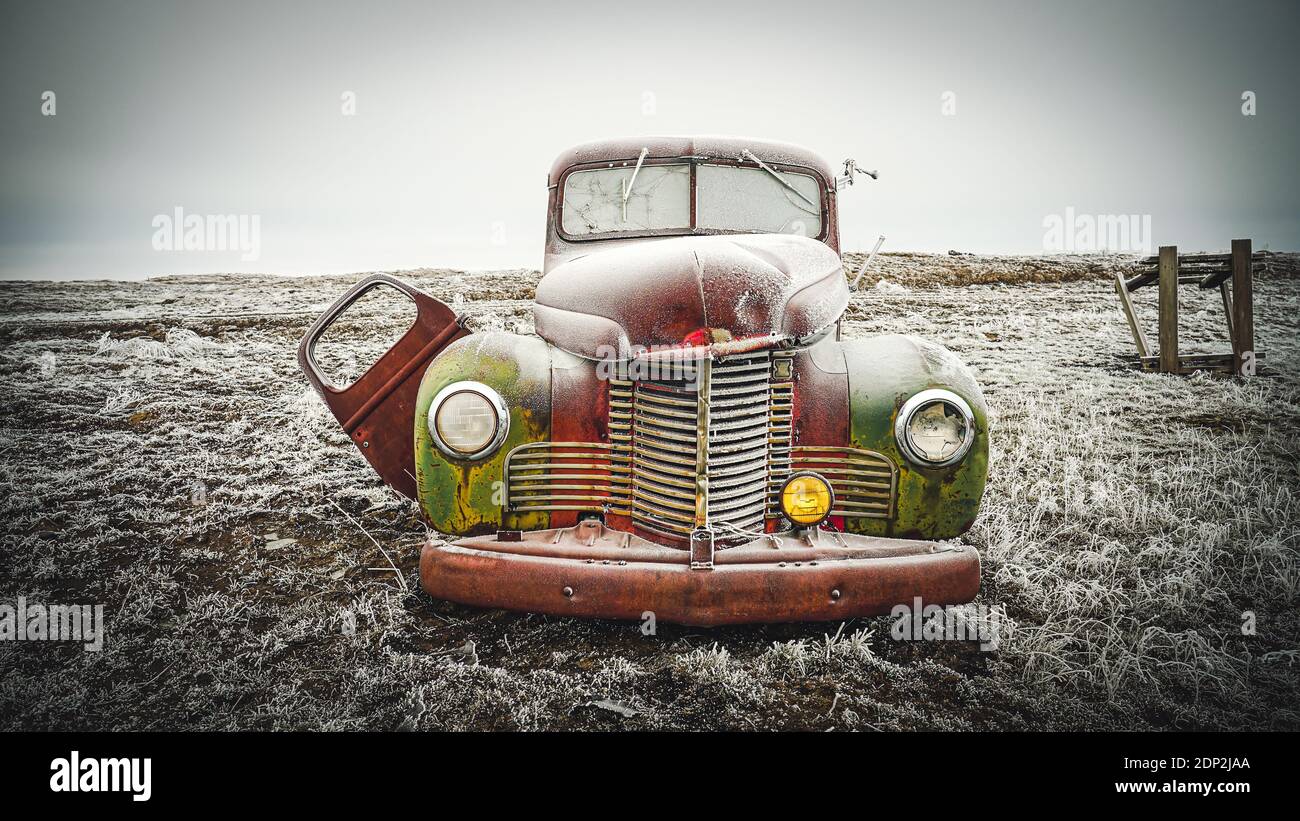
510,493,616,503
632,502,695,525
634,397,697,413
709,480,768,504
710,385,771,398
708,460,767,483
632,410,696,430
711,404,769,420
631,444,696,469
635,395,697,411
632,486,697,514
709,428,768,445
632,472,695,494
633,404,696,421
711,496,767,516
636,429,697,447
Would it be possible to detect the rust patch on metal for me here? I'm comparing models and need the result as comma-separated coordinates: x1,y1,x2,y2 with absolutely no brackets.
421,523,979,627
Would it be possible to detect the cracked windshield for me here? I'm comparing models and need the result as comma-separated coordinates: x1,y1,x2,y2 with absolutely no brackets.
561,164,690,236
697,164,821,237
561,162,822,237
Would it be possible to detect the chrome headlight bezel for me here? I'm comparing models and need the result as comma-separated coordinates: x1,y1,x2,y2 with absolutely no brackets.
428,381,510,461
894,388,976,468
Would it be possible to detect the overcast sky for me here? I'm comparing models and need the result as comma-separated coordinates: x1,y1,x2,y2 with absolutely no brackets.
1,0,1297,280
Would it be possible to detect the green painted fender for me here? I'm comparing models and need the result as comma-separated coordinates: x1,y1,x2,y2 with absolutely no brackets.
840,334,989,539
414,332,553,535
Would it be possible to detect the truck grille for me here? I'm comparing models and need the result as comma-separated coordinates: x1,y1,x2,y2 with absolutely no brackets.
501,349,897,534
629,353,774,539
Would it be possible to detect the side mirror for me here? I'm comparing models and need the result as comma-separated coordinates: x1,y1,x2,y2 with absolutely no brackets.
835,158,878,190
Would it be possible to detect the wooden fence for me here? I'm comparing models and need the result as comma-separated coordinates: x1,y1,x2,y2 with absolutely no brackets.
1114,239,1259,375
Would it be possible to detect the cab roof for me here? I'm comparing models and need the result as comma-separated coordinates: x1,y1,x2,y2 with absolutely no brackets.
548,135,837,187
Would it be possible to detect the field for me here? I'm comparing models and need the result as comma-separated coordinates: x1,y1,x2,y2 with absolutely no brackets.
1,251,1298,731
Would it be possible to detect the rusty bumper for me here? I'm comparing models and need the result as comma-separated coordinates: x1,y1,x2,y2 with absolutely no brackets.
420,522,980,627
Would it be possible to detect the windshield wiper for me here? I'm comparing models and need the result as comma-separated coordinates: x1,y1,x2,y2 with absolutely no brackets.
741,148,818,211
621,147,649,222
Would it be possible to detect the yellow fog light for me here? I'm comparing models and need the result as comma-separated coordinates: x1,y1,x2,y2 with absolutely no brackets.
779,471,834,528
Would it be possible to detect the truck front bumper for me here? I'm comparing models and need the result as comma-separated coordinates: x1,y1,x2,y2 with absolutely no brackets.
420,521,980,626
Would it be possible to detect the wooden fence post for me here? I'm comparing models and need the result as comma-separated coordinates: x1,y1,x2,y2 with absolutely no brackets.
1158,245,1179,373
1231,238,1254,376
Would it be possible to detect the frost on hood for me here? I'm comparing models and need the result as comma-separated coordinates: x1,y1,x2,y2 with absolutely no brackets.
911,336,983,400
534,233,845,356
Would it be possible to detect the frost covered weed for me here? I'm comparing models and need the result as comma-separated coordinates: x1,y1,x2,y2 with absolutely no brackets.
0,261,1297,730
675,644,744,688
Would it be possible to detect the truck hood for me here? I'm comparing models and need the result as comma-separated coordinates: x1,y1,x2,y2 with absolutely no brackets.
533,234,848,360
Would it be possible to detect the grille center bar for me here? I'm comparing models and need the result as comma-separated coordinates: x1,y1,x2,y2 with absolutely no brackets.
690,356,714,569
693,356,711,529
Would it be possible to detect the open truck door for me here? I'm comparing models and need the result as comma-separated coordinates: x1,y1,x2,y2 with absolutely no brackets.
297,274,468,499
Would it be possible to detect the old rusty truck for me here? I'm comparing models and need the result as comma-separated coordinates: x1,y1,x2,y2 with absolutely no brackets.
298,136,987,626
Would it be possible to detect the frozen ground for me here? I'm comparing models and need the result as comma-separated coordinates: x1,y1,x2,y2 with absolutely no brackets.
1,252,1298,730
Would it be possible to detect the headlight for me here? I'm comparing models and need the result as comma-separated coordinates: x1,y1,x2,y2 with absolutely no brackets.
428,381,509,460
894,389,975,468
779,471,834,527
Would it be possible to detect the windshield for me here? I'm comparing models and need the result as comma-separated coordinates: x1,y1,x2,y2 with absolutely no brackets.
696,164,821,237
559,161,824,239
561,164,691,236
